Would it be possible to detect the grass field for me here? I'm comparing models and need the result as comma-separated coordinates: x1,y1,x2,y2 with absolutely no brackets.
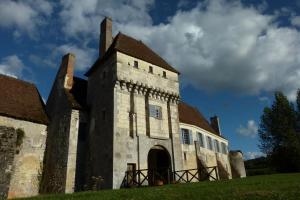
18,173,300,200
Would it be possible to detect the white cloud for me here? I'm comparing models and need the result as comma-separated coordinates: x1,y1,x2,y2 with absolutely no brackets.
53,44,97,71
0,0,53,37
4,0,300,100
0,55,24,78
59,0,154,39
112,0,300,100
237,120,258,138
258,96,269,103
244,151,266,160
290,16,300,27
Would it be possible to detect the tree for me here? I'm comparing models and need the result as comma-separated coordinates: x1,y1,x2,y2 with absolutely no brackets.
258,91,300,172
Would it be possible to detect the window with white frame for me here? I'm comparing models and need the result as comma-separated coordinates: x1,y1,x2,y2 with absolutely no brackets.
197,132,205,148
181,128,193,145
149,105,162,119
206,136,213,150
214,139,220,153
221,142,228,154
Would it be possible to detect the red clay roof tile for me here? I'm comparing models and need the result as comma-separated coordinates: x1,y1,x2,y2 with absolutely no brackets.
0,74,48,124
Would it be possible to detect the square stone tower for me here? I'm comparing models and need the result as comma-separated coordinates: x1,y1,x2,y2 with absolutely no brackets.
85,17,183,189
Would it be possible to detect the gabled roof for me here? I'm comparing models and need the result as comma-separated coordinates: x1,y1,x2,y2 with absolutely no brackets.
178,102,219,136
0,74,48,124
64,77,87,110
85,33,179,76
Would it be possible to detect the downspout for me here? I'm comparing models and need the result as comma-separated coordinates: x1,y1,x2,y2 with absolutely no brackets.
131,88,140,171
167,99,176,178
135,113,140,171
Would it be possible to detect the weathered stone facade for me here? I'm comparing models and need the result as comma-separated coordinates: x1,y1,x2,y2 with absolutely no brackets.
0,126,16,199
0,116,47,199
229,151,246,178
180,122,232,180
41,54,88,194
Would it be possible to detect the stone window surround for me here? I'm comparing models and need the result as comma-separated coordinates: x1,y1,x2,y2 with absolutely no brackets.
180,123,229,155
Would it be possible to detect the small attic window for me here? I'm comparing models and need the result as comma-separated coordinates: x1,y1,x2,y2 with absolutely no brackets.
134,61,138,68
163,71,167,78
149,66,153,73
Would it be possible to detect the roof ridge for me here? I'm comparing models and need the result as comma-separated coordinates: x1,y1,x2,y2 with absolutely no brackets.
0,74,35,86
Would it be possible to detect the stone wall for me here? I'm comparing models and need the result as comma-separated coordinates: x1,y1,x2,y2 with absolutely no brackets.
86,54,116,189
0,116,47,199
0,126,16,199
111,52,182,188
42,54,81,194
179,123,232,180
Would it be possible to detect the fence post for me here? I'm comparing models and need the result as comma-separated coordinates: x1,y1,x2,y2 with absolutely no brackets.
126,172,128,187
167,169,170,184
186,170,189,182
138,170,140,186
215,166,219,180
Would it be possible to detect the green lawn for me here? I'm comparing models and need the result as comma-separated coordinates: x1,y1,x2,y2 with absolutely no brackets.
18,173,300,200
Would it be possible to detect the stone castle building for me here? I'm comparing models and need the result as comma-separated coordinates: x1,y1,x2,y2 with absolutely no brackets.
0,17,245,199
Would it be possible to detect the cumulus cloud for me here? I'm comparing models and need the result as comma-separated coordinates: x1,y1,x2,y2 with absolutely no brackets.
59,0,154,39
259,96,270,103
114,0,300,100
0,0,53,37
3,0,300,100
290,16,300,27
0,55,24,78
237,120,258,138
244,151,266,160
53,44,97,71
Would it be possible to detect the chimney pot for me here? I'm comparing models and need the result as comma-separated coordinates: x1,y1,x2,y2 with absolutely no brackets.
210,116,221,136
61,53,75,89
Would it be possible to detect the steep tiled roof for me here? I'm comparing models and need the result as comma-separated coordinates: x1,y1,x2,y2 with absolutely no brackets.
64,77,87,110
85,33,179,76
178,102,219,136
0,74,48,124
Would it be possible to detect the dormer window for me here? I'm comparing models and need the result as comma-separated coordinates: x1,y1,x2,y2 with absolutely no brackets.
163,71,166,78
134,61,138,68
149,66,153,73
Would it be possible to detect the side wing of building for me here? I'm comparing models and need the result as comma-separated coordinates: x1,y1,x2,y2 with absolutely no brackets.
0,75,48,199
178,102,232,180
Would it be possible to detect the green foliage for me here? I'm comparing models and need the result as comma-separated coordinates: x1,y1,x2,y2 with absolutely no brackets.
258,91,300,172
245,157,275,176
16,173,300,200
16,128,25,147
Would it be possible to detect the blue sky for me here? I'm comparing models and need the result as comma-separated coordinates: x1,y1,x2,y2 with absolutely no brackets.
1,0,300,160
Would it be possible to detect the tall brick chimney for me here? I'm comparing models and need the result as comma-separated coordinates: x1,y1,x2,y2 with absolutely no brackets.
210,116,222,136
60,53,75,89
99,17,113,57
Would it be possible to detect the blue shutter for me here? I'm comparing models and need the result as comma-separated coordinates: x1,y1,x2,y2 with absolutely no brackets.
189,130,193,145
149,105,155,117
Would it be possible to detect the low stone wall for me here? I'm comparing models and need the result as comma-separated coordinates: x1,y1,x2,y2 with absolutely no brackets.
0,126,16,199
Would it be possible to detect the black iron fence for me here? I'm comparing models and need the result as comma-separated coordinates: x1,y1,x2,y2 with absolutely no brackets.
121,166,218,188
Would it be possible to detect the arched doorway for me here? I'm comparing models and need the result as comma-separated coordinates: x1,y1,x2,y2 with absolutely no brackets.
147,146,172,185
